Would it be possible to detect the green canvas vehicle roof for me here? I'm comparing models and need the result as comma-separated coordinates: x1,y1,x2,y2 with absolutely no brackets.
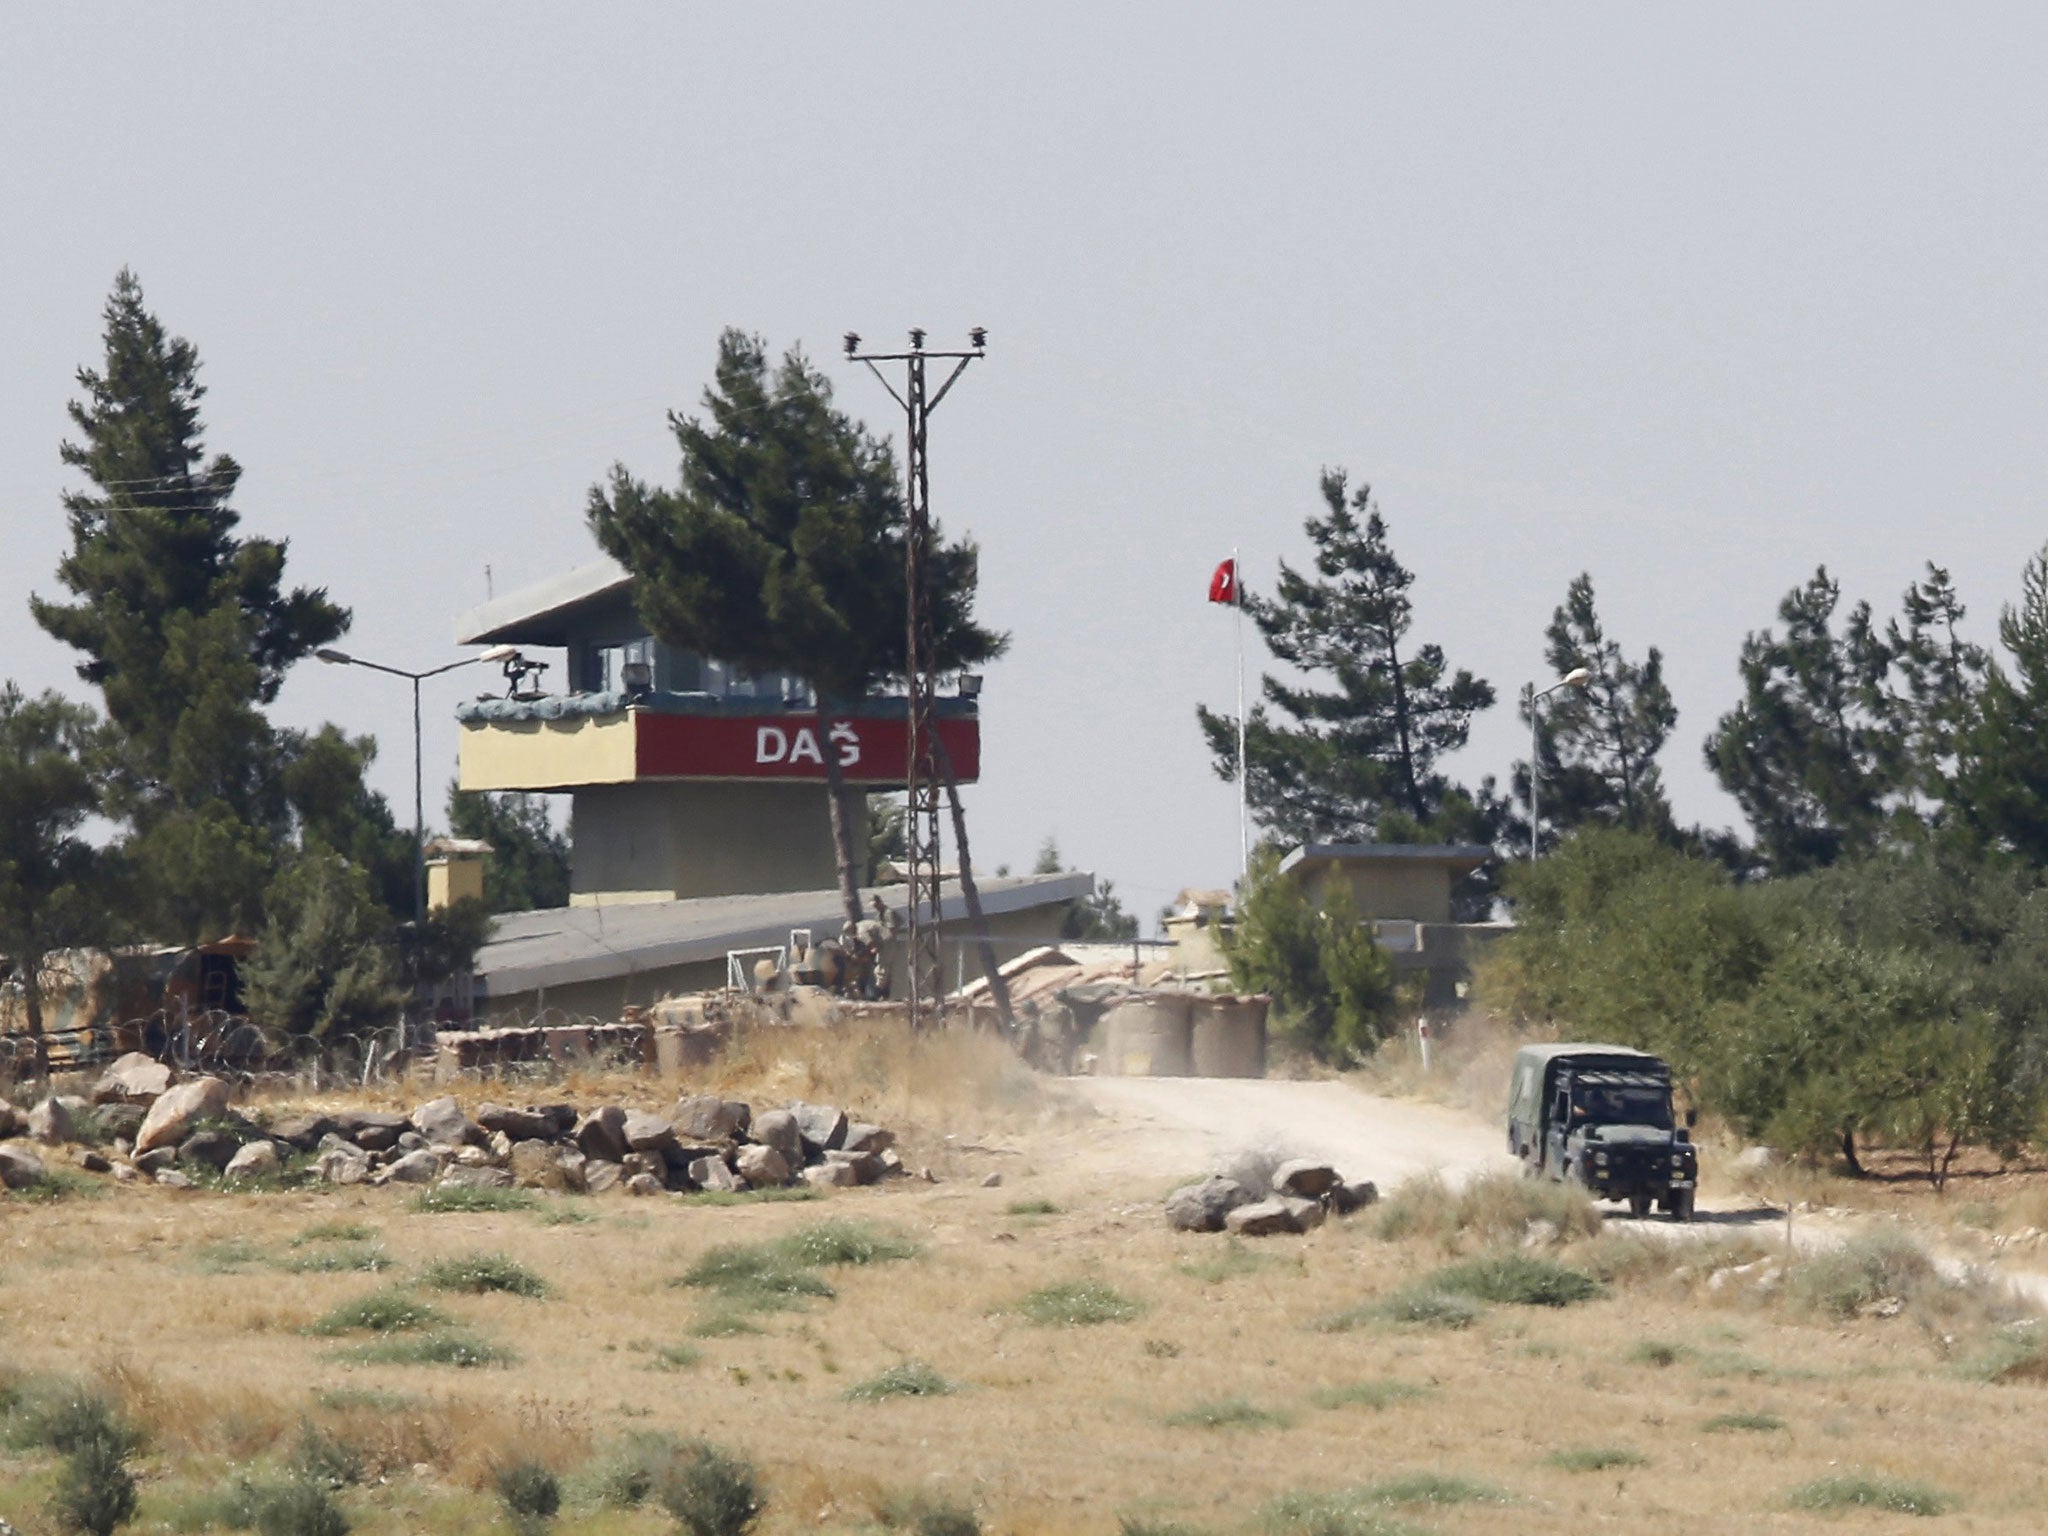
1509,1043,1669,1123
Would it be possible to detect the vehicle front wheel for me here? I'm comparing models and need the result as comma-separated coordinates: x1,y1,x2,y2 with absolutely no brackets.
1670,1188,1696,1223
1628,1192,1651,1218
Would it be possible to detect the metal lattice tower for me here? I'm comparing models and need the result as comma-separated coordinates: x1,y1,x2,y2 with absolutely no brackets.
845,327,987,1025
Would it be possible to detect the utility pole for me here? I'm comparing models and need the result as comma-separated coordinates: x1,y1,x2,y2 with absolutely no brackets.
844,327,987,1027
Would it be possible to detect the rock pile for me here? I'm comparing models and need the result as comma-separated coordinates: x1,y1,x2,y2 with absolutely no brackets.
1164,1157,1378,1238
0,1050,907,1199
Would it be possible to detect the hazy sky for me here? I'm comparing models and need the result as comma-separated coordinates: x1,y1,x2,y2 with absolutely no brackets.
5,6,2046,924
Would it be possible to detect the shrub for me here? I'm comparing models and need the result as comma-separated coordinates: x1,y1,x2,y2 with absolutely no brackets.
1262,1472,1511,1530
335,1329,512,1368
1314,1289,1481,1332
1788,1232,1937,1319
774,1220,918,1267
1309,1380,1429,1411
1787,1475,1953,1516
1545,1447,1644,1472
1371,1171,1601,1248
278,1245,394,1275
409,1183,535,1214
195,1237,267,1274
496,1458,562,1534
1625,1340,1689,1367
1005,1198,1059,1216
571,1431,687,1509
1957,1322,2048,1383
305,1290,451,1336
911,1503,981,1536
644,1343,704,1373
1019,1280,1144,1327
654,1439,763,1536
420,1252,551,1297
246,1476,352,1536
535,1202,597,1224
843,1362,956,1402
50,1434,137,1536
6,1385,139,1458
676,1244,837,1314
291,1221,376,1246
287,1420,365,1488
1703,1411,1785,1433
1425,1253,1601,1307
688,1310,763,1339
679,1186,818,1207
1161,1397,1288,1431
1364,1473,1510,1506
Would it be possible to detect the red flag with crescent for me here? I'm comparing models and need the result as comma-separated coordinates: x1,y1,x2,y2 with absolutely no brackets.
1207,557,1237,605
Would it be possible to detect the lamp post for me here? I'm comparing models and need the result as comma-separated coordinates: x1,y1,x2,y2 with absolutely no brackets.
315,646,511,923
1527,666,1592,861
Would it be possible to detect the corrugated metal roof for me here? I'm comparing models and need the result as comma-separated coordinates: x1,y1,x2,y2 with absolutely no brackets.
476,871,1095,996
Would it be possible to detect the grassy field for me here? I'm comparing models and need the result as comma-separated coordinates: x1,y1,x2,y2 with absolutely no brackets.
5,1037,2048,1533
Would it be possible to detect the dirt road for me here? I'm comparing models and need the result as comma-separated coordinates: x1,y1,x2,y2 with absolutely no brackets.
1065,1075,1515,1188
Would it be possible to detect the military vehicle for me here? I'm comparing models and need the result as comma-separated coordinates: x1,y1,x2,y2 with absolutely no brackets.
1508,1043,1697,1220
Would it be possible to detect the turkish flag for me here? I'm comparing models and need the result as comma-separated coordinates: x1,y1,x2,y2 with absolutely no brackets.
1208,557,1238,605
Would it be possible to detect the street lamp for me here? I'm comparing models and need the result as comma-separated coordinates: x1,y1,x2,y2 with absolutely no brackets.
1527,666,1592,861
315,644,518,923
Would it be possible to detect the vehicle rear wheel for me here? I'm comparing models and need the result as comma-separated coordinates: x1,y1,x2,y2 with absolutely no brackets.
1628,1192,1651,1219
1670,1188,1696,1223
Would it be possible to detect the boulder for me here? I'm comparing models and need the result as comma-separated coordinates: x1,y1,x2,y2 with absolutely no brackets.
1165,1176,1252,1233
842,1122,894,1155
488,1130,515,1163
0,1103,21,1139
534,1104,578,1138
316,1144,372,1185
74,1149,112,1174
111,1162,138,1183
92,1052,174,1107
331,1110,408,1153
1224,1197,1318,1237
734,1144,790,1187
134,1077,232,1156
621,1151,666,1184
583,1159,622,1195
509,1140,584,1192
877,1148,905,1179
475,1103,557,1141
670,1094,748,1141
622,1110,677,1154
1329,1179,1380,1216
395,1130,427,1152
1285,1195,1327,1232
27,1097,75,1145
267,1113,338,1150
748,1108,802,1162
378,1148,443,1185
688,1155,738,1192
790,1102,848,1154
1272,1160,1342,1200
154,1168,194,1189
223,1140,282,1182
0,1144,48,1189
133,1146,178,1176
178,1129,241,1172
93,1103,147,1143
981,1172,1003,1189
575,1106,630,1164
826,1148,884,1184
625,1172,665,1197
411,1096,480,1148
451,1144,498,1168
437,1164,514,1191
803,1161,860,1189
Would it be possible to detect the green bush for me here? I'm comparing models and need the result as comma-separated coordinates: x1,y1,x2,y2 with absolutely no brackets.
1425,1253,1601,1308
1957,1322,2048,1383
1703,1411,1785,1433
1787,1475,1953,1516
1019,1280,1145,1327
1544,1447,1644,1472
50,1434,137,1536
420,1252,551,1297
1315,1289,1482,1332
247,1476,352,1536
1005,1198,1059,1217
334,1330,512,1368
304,1290,451,1336
1309,1380,1429,1411
774,1220,919,1267
1625,1340,1689,1367
1161,1397,1288,1431
843,1362,956,1402
570,1431,686,1510
654,1439,763,1536
910,1503,980,1536
286,1421,365,1488
495,1459,561,1534
291,1221,376,1246
277,1244,394,1275
5,1385,139,1458
1262,1472,1511,1530
409,1184,535,1214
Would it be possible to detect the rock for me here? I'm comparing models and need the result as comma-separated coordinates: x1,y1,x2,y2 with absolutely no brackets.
1732,1146,1780,1175
154,1168,194,1189
748,1109,802,1162
734,1144,790,1187
133,1146,178,1176
223,1140,282,1182
452,1144,498,1168
1329,1179,1379,1216
316,1144,372,1185
877,1149,905,1178
134,1077,233,1155
826,1148,884,1184
396,1131,427,1152
437,1165,514,1191
671,1094,748,1141
1165,1176,1252,1233
583,1159,622,1194
688,1155,738,1192
93,1103,147,1144
509,1140,584,1192
178,1128,241,1172
1272,1160,1342,1200
622,1110,677,1154
803,1161,860,1189
621,1151,666,1183
625,1172,664,1197
488,1130,515,1162
332,1110,409,1153
841,1122,894,1155
0,1103,21,1139
92,1052,174,1106
981,1171,1004,1189
411,1096,479,1148
1225,1198,1316,1237
267,1113,338,1150
380,1148,443,1185
790,1102,848,1154
534,1104,578,1137
74,1149,112,1174
0,1144,49,1189
575,1106,630,1164
1284,1195,1326,1231
111,1162,138,1183
475,1103,557,1141
27,1096,75,1145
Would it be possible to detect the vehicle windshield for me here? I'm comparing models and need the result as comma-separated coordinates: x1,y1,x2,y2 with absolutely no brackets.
1571,1082,1672,1128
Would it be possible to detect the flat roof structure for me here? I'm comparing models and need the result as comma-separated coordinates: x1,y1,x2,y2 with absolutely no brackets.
1277,843,1494,878
456,558,633,647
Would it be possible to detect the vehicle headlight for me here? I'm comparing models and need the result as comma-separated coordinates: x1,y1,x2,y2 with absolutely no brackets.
1671,1153,1685,1167
1593,1152,1608,1166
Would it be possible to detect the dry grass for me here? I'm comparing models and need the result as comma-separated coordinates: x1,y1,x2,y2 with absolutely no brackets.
5,1039,2048,1533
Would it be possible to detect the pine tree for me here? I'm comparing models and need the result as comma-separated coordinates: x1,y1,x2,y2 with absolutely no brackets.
447,784,572,912
1517,573,1677,847
30,272,349,939
1888,563,1990,834
587,329,1006,923
1031,837,1140,942
1704,567,1900,876
1198,471,1497,849
1957,545,2048,863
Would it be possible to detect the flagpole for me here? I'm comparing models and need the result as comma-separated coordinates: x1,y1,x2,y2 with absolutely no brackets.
1233,545,1248,878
